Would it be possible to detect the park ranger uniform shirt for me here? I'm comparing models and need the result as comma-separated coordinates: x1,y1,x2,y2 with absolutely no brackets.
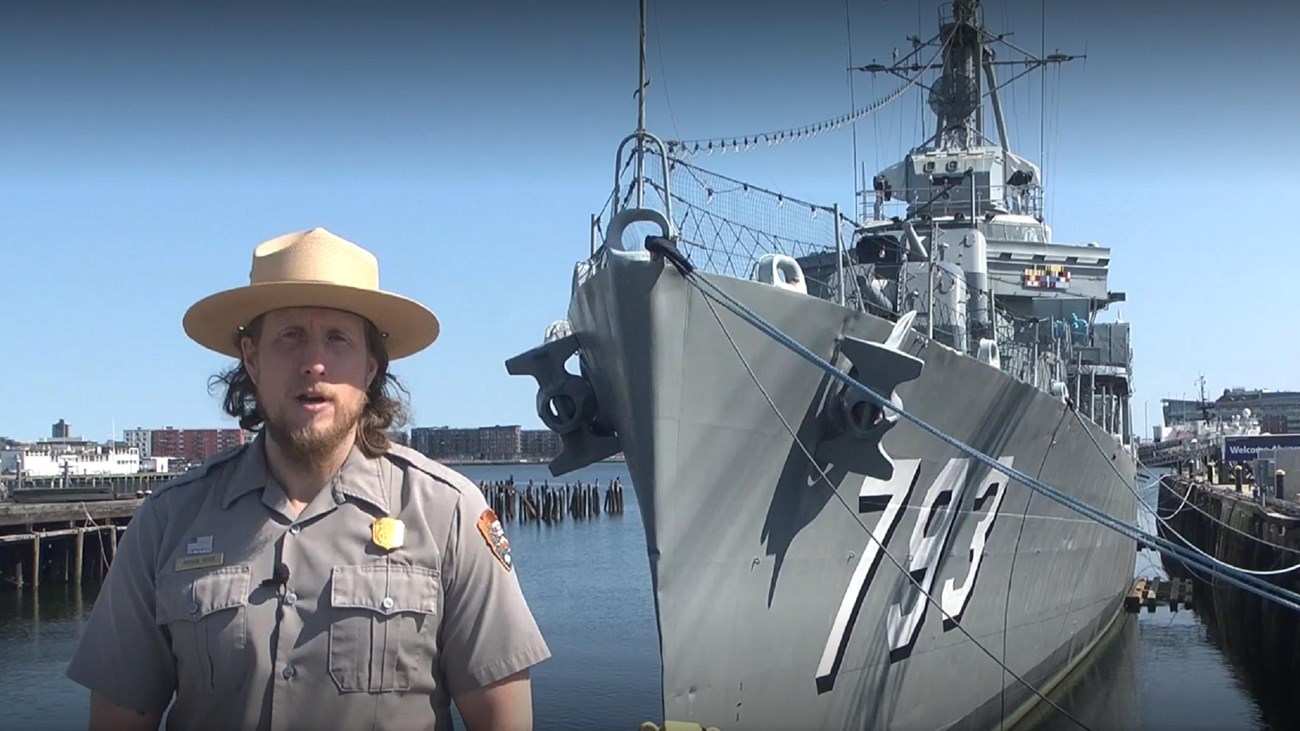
66,435,551,731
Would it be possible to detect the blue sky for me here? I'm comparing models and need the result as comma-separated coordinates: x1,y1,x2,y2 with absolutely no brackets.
1,0,1294,442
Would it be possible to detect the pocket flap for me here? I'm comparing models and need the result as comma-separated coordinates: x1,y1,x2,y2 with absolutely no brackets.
330,564,439,615
156,566,251,624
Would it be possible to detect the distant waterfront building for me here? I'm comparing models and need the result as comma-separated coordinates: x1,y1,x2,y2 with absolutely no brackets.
408,425,569,462
29,435,102,455
478,426,521,461
410,425,526,461
520,429,563,460
1261,415,1289,434
0,423,252,477
1162,388,1300,434
124,428,152,458
1161,398,1208,427
151,427,248,463
1216,389,1300,433
410,427,478,460
139,456,174,473
51,419,72,439
0,445,140,478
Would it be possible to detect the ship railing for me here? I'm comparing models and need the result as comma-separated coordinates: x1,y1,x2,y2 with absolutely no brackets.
595,148,854,286
870,184,1044,223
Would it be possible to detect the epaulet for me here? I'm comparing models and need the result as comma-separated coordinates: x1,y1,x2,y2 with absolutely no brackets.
149,443,249,500
384,444,472,495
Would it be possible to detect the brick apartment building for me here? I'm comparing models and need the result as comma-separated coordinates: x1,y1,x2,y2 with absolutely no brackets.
520,429,563,460
410,425,564,461
151,428,249,464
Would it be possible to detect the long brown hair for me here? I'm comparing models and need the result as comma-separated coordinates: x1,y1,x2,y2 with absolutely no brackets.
208,313,410,458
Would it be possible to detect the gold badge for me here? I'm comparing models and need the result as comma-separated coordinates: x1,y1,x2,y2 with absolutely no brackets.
371,517,405,552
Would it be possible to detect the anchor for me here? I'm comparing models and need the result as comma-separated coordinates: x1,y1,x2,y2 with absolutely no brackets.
505,331,621,477
816,311,925,480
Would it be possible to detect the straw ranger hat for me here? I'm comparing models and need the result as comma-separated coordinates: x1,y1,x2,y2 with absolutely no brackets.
183,227,440,360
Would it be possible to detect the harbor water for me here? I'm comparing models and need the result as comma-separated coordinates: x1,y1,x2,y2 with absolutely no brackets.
0,464,1282,730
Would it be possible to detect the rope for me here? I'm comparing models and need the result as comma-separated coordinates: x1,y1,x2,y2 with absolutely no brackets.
80,502,112,570
1155,475,1193,520
1153,466,1300,556
641,235,1300,613
1071,411,1300,576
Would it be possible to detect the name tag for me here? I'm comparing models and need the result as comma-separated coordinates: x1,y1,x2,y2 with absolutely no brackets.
175,554,225,572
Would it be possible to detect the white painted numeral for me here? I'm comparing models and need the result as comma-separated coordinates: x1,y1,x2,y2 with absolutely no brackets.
815,460,921,691
886,459,969,656
816,455,1016,689
940,457,1014,624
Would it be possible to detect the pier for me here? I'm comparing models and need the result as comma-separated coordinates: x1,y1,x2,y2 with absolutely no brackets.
0,471,177,591
1157,471,1300,711
0,498,141,590
1157,471,1300,576
1,471,180,500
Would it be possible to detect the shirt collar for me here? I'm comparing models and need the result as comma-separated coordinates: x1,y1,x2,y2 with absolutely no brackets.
222,435,271,509
222,432,390,515
332,445,391,515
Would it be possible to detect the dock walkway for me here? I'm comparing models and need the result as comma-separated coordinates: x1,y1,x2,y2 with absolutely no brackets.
0,498,141,590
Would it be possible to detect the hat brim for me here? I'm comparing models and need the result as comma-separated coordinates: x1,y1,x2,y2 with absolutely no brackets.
183,281,440,360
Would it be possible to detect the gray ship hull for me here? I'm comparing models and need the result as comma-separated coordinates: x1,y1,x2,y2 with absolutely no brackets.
567,250,1137,730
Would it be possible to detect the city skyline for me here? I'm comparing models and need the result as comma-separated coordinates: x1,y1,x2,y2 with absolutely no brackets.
3,415,566,446
2,419,570,474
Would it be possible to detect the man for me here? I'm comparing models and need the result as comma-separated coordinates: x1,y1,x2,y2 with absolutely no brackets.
66,228,550,731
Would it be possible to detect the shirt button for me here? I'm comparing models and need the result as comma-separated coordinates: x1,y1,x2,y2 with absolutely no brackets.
282,665,296,680
187,601,199,615
285,592,298,606
289,524,302,535
381,597,394,610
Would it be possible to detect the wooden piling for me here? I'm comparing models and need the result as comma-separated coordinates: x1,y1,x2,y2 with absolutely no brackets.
437,476,626,528
1125,578,1146,612
95,530,106,579
74,529,84,586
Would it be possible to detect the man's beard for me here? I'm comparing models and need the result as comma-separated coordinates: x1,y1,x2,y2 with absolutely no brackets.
263,397,365,467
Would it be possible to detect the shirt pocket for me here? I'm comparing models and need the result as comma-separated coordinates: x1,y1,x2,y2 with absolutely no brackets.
327,564,440,693
155,566,251,696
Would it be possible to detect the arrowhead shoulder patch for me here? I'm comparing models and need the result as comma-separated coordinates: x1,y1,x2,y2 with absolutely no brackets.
476,508,513,572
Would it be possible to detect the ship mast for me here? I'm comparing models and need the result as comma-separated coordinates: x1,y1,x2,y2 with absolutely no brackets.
931,0,983,150
607,0,674,240
634,0,649,207
856,0,1081,159
1197,374,1212,424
